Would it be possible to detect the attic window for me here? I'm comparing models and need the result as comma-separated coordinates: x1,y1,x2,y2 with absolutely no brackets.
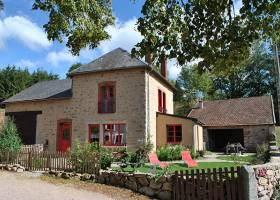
98,82,116,113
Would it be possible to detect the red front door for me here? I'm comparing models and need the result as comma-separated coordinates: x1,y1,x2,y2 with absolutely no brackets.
58,122,71,152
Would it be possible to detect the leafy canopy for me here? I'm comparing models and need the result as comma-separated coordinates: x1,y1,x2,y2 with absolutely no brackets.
32,0,114,55
0,0,3,11
66,62,82,78
132,0,280,73
0,66,59,100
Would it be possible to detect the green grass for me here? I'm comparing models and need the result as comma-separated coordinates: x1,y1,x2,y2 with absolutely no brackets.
217,154,256,164
113,162,241,173
276,126,280,147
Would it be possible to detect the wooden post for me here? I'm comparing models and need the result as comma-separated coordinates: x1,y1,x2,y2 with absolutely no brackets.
28,152,32,170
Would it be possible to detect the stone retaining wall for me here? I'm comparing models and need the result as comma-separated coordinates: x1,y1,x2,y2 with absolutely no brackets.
47,170,174,200
253,163,280,200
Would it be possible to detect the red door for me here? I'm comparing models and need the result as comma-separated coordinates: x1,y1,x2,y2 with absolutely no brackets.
58,122,71,152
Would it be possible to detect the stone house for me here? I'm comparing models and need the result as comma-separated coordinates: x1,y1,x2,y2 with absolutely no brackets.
2,48,203,151
188,96,276,152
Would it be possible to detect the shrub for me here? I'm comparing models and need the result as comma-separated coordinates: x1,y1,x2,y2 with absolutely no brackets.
100,147,113,169
156,145,186,161
190,147,198,159
68,141,101,172
254,143,270,164
0,119,22,153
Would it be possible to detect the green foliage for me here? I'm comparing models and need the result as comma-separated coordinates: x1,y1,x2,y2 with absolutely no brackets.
32,0,115,56
276,127,280,147
132,0,280,73
190,147,198,159
0,66,59,100
0,119,22,153
68,141,100,172
156,145,186,161
255,143,270,164
100,147,113,170
0,0,3,11
66,63,82,78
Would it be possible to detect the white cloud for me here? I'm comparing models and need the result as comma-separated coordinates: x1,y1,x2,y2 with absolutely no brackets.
0,16,51,50
16,59,38,68
46,48,78,66
98,18,142,54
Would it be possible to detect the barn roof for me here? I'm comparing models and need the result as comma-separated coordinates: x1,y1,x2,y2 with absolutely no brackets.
187,96,276,126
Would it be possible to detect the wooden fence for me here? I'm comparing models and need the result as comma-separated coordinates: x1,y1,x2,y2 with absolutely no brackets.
0,150,100,174
174,166,243,200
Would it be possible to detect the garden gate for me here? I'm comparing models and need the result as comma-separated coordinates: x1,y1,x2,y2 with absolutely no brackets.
174,166,243,200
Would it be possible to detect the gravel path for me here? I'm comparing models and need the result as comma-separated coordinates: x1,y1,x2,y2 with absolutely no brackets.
0,171,113,200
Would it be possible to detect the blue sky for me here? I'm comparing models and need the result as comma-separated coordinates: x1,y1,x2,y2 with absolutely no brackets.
0,0,162,79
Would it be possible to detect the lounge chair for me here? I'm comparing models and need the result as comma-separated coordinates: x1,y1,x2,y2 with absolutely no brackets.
149,152,169,170
181,151,198,167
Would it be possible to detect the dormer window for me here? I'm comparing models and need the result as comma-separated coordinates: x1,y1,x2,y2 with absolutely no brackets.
98,82,116,113
158,89,167,113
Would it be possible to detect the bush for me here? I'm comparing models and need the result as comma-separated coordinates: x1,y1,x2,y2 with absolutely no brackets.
254,143,270,164
0,119,22,153
156,145,186,161
68,141,100,172
100,147,113,169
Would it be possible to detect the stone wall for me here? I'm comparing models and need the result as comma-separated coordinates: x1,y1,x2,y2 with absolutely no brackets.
47,170,174,200
253,163,280,200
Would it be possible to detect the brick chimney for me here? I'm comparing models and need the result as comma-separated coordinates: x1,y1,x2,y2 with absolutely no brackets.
160,56,167,78
198,100,204,109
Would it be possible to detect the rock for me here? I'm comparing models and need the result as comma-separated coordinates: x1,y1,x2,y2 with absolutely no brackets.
12,167,17,172
162,182,173,191
149,179,162,190
259,177,268,186
266,170,274,176
259,190,268,197
96,174,105,184
157,191,172,200
125,180,138,191
137,176,149,187
81,173,91,181
61,172,70,179
138,187,155,197
16,168,24,173
258,186,264,192
259,195,270,200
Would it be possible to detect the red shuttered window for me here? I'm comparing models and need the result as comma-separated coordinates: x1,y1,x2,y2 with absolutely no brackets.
98,82,116,113
158,89,166,113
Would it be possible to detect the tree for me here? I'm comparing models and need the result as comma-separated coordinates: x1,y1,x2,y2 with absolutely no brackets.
66,63,82,78
0,0,3,11
32,0,114,55
132,0,280,73
174,64,217,115
0,66,59,100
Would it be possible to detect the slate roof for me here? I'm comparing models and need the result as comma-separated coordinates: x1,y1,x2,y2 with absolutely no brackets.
187,96,275,126
3,79,72,103
70,48,147,75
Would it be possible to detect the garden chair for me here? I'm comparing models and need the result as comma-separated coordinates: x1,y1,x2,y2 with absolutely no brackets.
148,152,169,173
181,151,198,167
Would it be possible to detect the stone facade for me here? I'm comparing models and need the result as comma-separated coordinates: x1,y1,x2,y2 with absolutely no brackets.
253,163,280,200
5,68,174,151
203,125,275,152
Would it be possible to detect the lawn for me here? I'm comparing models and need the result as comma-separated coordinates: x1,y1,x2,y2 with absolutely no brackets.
217,154,256,164
113,162,241,173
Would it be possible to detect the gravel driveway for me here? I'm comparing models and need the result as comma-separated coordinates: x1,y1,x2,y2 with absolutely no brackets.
0,171,112,200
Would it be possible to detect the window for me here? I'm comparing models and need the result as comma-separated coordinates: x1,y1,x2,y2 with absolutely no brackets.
103,124,126,146
158,89,166,113
167,125,182,144
88,124,99,143
98,82,116,113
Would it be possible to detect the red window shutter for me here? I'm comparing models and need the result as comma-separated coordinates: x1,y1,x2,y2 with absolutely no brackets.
163,92,166,113
158,90,162,112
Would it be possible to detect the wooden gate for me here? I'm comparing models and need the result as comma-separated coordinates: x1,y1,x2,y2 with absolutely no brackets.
174,166,243,200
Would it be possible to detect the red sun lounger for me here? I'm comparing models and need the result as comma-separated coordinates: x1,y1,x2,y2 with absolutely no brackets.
181,151,198,167
149,152,169,169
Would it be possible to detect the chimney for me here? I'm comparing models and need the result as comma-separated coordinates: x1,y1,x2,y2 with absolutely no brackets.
145,52,152,65
160,56,167,78
198,100,204,109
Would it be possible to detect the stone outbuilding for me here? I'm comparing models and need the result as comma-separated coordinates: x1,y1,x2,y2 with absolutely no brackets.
188,96,276,152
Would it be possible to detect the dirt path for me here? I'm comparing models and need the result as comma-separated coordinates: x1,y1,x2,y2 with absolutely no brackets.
0,171,149,200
